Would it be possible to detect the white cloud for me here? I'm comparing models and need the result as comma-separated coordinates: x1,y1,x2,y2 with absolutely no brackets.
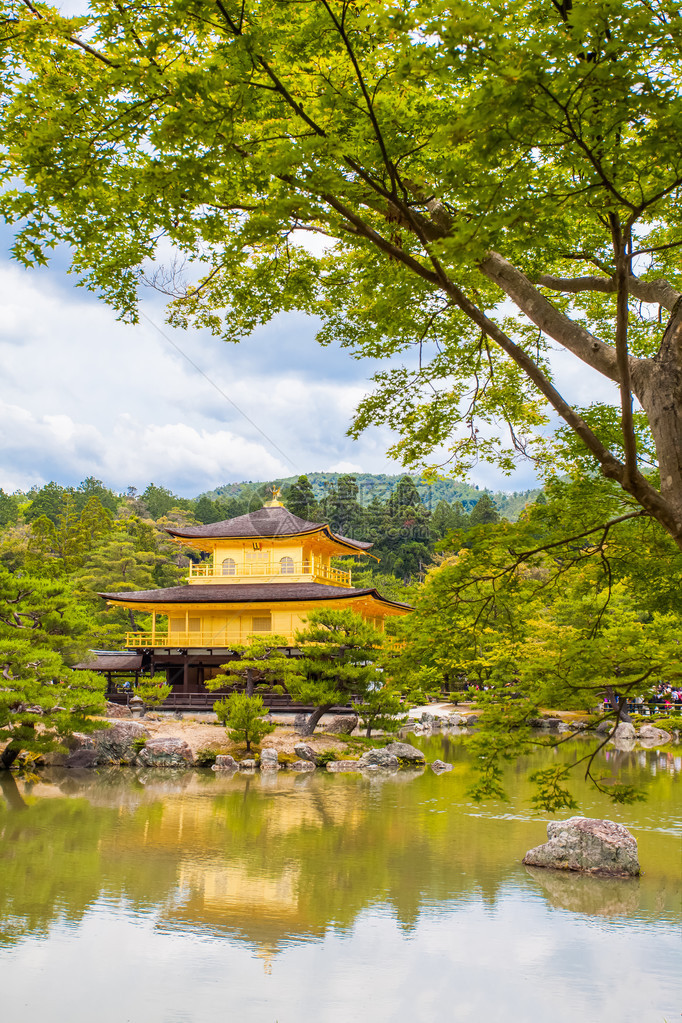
327,460,364,473
0,256,403,494
0,400,290,493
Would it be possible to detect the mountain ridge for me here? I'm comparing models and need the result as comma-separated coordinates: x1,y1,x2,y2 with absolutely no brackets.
200,473,541,522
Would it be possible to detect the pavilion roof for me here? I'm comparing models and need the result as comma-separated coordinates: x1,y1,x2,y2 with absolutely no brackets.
73,652,144,671
165,506,372,552
100,581,411,611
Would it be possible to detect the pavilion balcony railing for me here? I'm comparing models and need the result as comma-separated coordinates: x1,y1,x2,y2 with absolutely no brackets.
126,628,395,651
187,560,352,587
125,629,299,649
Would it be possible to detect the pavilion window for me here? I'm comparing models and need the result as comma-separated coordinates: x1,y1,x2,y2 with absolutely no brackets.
221,557,236,576
251,615,272,633
280,556,294,574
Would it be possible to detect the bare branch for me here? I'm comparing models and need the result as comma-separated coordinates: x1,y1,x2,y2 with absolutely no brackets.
537,273,681,310
480,252,622,381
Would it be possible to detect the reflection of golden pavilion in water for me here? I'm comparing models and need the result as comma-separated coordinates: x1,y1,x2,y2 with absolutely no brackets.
99,491,411,696
135,778,366,949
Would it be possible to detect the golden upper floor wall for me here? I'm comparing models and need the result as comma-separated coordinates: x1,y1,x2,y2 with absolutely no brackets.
186,540,352,587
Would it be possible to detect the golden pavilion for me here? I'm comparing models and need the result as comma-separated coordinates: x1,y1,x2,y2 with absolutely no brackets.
98,494,411,698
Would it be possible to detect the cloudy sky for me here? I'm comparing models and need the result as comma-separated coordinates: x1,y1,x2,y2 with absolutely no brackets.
0,214,622,500
0,219,412,496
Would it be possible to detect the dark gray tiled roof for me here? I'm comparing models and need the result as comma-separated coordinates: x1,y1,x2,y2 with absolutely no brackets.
73,653,144,671
100,582,412,610
166,506,372,550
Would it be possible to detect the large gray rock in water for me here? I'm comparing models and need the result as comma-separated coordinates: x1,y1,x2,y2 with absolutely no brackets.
638,725,671,747
238,759,257,771
294,742,316,762
613,721,636,741
324,714,359,734
93,721,149,763
358,748,399,769
430,760,454,773
290,759,316,772
260,748,279,771
136,737,194,768
523,817,640,876
383,741,426,764
212,754,238,771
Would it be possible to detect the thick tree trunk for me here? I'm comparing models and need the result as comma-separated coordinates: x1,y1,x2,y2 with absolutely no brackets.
633,299,682,541
604,686,632,723
245,668,257,698
299,704,334,736
0,744,21,770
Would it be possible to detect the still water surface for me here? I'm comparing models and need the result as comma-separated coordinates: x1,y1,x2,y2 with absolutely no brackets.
1,735,680,1023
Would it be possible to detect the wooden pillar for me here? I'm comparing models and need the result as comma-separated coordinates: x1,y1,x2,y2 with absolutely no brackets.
183,658,190,694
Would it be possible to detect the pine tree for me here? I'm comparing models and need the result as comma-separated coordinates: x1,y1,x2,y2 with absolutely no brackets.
0,566,106,769
214,692,276,753
284,476,319,521
469,494,500,527
291,609,385,736
206,635,304,698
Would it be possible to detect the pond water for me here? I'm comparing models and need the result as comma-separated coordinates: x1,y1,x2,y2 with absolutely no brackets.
0,735,680,1023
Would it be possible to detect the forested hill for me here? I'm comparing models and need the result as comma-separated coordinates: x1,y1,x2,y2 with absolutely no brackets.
202,474,540,521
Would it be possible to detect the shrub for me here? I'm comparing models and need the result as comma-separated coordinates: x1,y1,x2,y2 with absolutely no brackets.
195,747,219,767
214,692,276,753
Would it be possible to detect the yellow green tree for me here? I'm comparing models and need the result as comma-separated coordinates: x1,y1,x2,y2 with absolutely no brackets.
1,0,681,543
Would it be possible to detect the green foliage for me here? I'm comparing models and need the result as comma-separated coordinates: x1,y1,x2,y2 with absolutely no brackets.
0,490,19,529
140,484,180,520
206,635,304,697
1,0,679,539
291,609,386,729
313,750,338,766
284,475,319,521
214,692,275,752
397,475,682,806
354,682,407,739
469,494,500,527
27,494,113,576
135,680,173,709
195,747,219,767
0,566,106,767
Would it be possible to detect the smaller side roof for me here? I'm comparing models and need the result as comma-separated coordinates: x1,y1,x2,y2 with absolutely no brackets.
73,653,144,671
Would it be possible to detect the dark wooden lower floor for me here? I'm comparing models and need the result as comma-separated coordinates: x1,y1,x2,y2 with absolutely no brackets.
106,690,353,713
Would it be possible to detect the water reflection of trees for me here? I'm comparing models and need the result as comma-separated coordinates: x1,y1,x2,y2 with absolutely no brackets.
0,743,679,951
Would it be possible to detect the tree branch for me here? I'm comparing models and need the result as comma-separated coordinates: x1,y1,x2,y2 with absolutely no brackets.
536,273,681,310
480,252,622,381
20,0,119,67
